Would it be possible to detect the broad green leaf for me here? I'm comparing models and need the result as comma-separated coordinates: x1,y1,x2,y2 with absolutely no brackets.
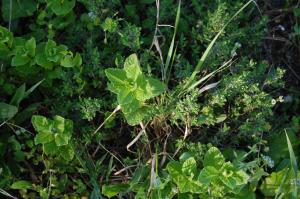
102,18,118,33
105,68,128,93
0,26,13,47
45,40,67,62
134,76,166,101
220,162,249,191
145,77,166,98
124,54,142,81
48,0,75,16
0,102,18,120
32,115,52,133
260,168,300,197
43,141,58,155
60,52,82,67
167,161,203,193
102,184,129,198
204,147,225,169
117,89,135,105
198,166,219,185
123,107,145,126
54,133,70,146
25,38,36,57
35,52,54,69
11,180,32,190
182,157,197,176
1,0,36,21
11,55,30,66
34,131,54,145
59,145,74,161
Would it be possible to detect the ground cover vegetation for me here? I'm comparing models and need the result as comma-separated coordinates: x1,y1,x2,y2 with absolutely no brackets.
0,0,299,198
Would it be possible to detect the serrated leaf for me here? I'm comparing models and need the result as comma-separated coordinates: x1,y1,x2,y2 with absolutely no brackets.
204,147,225,169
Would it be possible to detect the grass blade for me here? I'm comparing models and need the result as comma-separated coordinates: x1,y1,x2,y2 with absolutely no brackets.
183,0,258,91
285,131,298,198
164,0,181,83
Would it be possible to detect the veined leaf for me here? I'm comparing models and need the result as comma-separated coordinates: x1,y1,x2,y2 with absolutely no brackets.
124,54,142,81
0,102,18,120
204,147,225,169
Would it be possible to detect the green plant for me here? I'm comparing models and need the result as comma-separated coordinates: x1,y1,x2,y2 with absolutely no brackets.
105,54,166,125
31,115,74,161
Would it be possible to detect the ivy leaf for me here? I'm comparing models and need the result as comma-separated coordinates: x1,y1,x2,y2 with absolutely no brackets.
124,54,142,81
203,147,225,169
48,0,75,16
